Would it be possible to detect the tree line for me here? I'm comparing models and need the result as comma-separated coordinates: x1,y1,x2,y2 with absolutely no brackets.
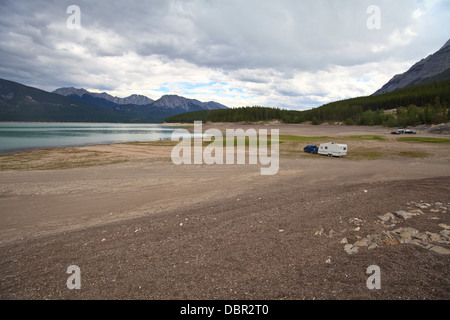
165,80,450,126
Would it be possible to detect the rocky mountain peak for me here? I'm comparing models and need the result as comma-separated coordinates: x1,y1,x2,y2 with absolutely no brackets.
441,38,450,49
373,38,450,95
53,87,90,97
53,88,154,105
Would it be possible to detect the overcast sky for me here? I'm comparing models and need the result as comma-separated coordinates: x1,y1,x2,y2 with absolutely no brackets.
0,0,448,110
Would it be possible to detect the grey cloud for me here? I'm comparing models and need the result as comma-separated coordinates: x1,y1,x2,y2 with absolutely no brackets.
235,77,269,84
0,0,448,107
0,0,428,69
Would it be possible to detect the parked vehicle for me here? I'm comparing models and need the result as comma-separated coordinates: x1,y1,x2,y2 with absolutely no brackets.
303,145,318,154
391,129,416,134
318,142,347,157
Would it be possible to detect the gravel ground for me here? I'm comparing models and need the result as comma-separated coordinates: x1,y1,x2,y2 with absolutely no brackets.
1,176,448,300
0,123,449,302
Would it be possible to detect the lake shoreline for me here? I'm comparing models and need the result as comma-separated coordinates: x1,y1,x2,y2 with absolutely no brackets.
0,122,186,154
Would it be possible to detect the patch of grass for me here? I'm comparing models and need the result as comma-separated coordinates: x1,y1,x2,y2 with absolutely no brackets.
159,134,330,146
276,136,331,158
397,137,450,143
202,136,277,147
397,151,430,158
344,135,385,140
122,140,179,147
279,135,331,141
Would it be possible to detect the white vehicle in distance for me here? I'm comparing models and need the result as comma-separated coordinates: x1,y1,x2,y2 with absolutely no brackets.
391,129,416,134
318,142,348,157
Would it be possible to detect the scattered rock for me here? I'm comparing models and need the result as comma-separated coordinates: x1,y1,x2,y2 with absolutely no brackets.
416,203,431,210
427,245,450,255
348,218,364,226
438,223,450,230
425,232,441,243
440,229,450,241
314,228,324,236
378,212,396,222
413,232,429,243
345,225,450,255
380,231,400,246
395,227,419,243
395,210,413,220
353,238,370,247
343,203,449,255
408,209,424,215
344,244,358,255
366,233,382,244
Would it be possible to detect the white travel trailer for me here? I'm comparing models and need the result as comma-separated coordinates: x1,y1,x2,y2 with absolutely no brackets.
318,142,348,157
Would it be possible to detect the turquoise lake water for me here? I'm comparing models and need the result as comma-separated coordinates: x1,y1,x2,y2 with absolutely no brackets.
0,122,183,154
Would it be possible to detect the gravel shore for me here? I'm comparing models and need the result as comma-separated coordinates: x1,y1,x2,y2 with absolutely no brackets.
1,123,449,300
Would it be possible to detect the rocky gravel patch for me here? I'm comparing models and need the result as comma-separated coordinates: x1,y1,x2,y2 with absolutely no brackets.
341,201,450,255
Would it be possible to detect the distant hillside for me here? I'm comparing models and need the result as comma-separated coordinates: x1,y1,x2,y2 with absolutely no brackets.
165,80,450,127
373,38,450,95
0,78,229,123
0,78,136,122
310,79,450,125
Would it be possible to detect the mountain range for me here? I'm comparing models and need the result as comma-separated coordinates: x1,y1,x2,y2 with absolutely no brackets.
373,38,450,95
53,87,227,112
0,79,228,123
53,87,155,105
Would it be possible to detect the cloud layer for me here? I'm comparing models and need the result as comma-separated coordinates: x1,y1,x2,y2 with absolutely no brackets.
0,0,449,109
